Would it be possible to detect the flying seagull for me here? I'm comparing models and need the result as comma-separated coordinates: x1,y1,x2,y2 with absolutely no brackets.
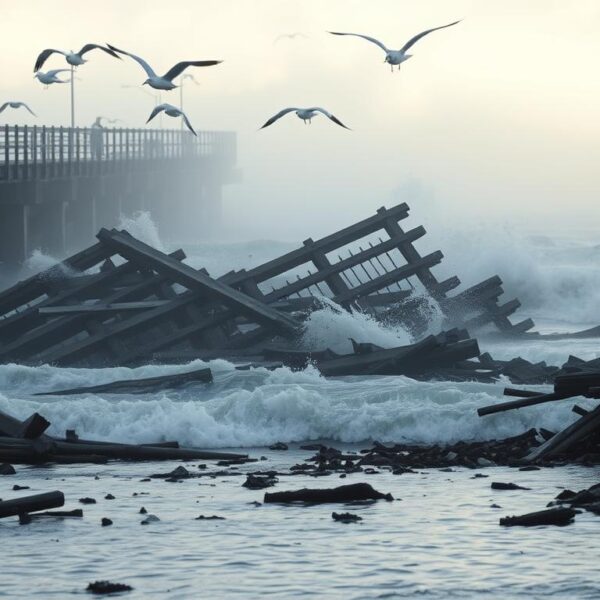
34,69,71,87
147,103,196,135
328,20,460,71
34,44,120,72
107,44,222,91
273,32,309,45
260,107,350,129
0,102,37,117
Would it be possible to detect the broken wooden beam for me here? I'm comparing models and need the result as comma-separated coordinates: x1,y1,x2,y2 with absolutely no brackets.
97,228,301,336
35,367,213,396
0,491,65,519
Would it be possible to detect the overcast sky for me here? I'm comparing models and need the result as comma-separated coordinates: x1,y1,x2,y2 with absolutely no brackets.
2,0,600,240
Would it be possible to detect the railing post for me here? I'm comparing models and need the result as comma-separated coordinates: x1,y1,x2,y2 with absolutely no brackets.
32,125,38,180
41,126,47,179
59,126,64,177
3,124,9,181
23,125,29,180
13,125,19,180
75,126,80,176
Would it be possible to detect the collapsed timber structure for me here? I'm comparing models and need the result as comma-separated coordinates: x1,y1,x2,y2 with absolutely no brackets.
0,203,534,374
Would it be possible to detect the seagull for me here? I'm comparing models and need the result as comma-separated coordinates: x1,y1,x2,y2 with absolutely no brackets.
273,32,309,45
107,44,222,91
34,44,120,72
260,107,350,129
146,103,196,135
34,69,71,87
0,102,37,117
328,20,460,72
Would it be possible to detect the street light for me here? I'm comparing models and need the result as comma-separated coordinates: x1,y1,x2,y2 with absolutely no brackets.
178,73,200,130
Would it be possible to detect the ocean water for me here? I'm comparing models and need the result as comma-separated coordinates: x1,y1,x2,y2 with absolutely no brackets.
1,214,599,598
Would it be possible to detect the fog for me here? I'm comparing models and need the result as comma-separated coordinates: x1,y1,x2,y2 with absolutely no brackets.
2,0,600,241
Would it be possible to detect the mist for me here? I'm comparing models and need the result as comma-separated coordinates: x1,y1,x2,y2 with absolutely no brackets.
2,0,600,243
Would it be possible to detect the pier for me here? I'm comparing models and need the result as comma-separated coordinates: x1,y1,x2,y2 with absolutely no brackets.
0,124,240,267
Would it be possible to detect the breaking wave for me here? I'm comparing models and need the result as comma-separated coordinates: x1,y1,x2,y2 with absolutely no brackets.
0,360,590,449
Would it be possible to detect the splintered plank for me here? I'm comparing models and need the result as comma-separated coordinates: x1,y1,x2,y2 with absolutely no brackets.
38,301,168,316
35,367,213,396
97,228,301,335
524,403,600,462
0,242,112,315
234,203,411,283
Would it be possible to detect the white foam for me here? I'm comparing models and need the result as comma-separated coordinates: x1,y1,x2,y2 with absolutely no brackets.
0,361,587,449
299,297,412,354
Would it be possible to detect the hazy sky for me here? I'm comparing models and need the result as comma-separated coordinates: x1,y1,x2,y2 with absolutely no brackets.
2,1,600,240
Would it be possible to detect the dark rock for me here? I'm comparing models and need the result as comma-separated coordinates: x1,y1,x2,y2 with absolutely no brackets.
471,473,489,479
332,511,362,523
500,507,576,527
86,580,133,594
104,494,115,500
242,474,278,490
0,463,16,475
101,518,113,527
269,442,288,451
150,465,191,479
139,507,147,514
264,482,393,504
518,466,540,471
195,515,225,520
79,497,97,504
491,482,530,491
555,489,577,501
12,485,30,491
140,514,160,525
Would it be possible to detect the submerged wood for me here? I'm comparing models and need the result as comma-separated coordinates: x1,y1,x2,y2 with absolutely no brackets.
264,482,394,504
35,367,213,396
0,491,64,518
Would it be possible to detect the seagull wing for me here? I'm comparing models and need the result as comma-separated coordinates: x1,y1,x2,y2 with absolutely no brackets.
400,20,461,53
21,103,37,117
259,108,298,129
34,48,67,72
107,44,156,77
78,43,121,60
310,108,351,130
162,61,222,82
0,103,8,114
146,104,168,124
181,112,197,136
47,69,71,77
328,32,388,53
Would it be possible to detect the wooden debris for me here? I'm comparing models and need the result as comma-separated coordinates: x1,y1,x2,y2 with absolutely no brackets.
500,507,576,527
35,367,213,396
264,482,393,504
0,490,64,519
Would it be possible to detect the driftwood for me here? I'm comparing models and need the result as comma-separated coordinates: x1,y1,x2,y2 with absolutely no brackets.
0,491,64,518
35,367,213,396
264,482,393,504
499,507,576,527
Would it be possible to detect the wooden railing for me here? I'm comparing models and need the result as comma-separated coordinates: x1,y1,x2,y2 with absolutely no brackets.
0,125,236,181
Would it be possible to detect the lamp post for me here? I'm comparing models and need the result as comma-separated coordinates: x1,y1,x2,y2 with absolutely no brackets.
178,73,200,130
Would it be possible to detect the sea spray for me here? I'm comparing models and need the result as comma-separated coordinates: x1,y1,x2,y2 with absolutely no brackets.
299,296,412,354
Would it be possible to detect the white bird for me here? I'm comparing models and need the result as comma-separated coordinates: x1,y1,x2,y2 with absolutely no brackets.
328,21,460,72
273,32,309,45
0,102,37,117
107,44,222,91
147,103,196,135
34,44,120,72
34,69,71,87
260,107,350,129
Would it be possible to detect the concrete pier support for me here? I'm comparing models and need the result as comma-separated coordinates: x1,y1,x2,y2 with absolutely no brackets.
0,204,28,265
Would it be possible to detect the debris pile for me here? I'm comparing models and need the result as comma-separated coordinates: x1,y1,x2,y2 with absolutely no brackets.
0,203,534,381
0,406,246,466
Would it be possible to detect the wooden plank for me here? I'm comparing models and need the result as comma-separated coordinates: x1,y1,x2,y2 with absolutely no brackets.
524,403,600,462
0,242,112,315
97,228,301,335
235,203,411,283
38,300,168,316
